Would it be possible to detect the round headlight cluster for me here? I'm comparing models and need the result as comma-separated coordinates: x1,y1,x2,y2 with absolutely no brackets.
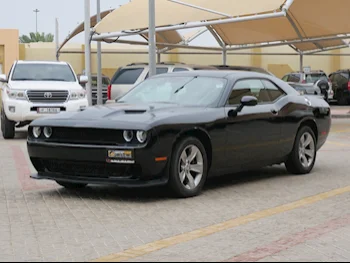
32,127,42,138
123,130,134,142
32,127,53,138
136,131,147,143
123,130,148,143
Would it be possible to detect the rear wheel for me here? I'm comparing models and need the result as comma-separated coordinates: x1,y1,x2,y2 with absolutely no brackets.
168,137,208,198
56,181,88,189
337,93,348,105
285,126,317,175
1,107,15,139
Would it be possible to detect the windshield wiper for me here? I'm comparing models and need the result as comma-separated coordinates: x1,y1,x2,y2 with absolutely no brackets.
12,78,35,81
174,77,197,94
40,78,68,81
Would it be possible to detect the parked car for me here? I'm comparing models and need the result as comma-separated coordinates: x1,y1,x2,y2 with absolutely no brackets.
77,74,110,105
281,70,333,101
288,82,322,96
0,61,88,139
212,65,275,76
27,71,331,198
107,62,217,100
329,70,350,105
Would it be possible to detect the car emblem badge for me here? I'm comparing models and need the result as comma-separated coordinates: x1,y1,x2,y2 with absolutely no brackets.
44,92,53,98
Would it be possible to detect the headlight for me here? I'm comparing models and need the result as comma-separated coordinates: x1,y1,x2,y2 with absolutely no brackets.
136,131,147,143
6,89,27,100
32,127,42,138
70,90,86,100
43,127,53,138
123,130,133,142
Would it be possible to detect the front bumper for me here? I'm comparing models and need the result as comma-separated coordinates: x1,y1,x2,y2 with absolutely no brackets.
3,99,88,122
27,141,169,187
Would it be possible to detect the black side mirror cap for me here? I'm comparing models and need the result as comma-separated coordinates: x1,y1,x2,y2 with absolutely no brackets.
228,96,258,117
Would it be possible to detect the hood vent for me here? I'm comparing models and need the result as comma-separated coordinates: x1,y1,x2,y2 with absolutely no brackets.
124,110,147,114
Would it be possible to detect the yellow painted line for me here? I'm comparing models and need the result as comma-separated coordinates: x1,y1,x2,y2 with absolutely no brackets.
327,141,350,147
330,129,350,134
92,185,350,262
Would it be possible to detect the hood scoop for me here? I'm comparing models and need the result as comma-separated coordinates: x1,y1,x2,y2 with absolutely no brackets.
124,109,147,114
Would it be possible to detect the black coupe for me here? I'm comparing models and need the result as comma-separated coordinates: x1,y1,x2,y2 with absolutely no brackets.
27,71,331,197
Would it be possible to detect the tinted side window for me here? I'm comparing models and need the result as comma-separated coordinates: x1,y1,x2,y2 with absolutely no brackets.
335,72,349,86
145,67,169,79
282,75,289,82
173,68,189,72
262,80,285,101
227,79,270,105
288,74,301,83
111,68,144,85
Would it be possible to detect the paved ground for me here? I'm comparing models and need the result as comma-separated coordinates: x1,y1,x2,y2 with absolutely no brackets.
1,119,350,262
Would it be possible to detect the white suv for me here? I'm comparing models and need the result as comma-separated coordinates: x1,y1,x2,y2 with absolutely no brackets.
107,62,217,100
0,61,89,139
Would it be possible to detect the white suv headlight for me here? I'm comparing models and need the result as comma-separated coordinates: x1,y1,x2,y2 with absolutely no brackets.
70,90,86,100
6,89,27,100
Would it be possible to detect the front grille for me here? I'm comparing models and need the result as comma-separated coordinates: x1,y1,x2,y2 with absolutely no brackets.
40,159,138,178
27,90,69,103
50,127,124,145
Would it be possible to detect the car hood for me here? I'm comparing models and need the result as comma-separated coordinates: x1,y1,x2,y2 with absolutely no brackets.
30,102,218,130
9,81,82,91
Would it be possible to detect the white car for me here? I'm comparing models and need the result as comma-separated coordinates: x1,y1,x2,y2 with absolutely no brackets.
0,61,89,139
108,62,217,101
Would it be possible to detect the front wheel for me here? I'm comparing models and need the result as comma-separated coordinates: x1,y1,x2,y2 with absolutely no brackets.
1,107,15,139
56,181,88,189
168,137,208,198
285,126,317,175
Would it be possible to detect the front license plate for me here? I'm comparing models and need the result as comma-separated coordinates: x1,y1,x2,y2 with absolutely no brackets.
37,108,61,114
106,150,135,164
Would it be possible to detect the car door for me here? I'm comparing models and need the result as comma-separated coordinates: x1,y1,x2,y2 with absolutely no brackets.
224,78,283,172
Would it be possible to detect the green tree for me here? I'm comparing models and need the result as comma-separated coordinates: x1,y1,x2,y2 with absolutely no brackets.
19,32,54,43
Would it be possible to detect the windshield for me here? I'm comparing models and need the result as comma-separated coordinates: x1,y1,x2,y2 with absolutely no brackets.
118,76,227,107
11,64,76,82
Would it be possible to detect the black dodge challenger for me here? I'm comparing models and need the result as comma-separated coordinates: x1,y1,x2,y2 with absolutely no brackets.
27,71,331,197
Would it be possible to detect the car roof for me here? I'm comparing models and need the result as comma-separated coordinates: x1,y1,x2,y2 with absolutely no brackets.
16,60,68,65
151,70,273,79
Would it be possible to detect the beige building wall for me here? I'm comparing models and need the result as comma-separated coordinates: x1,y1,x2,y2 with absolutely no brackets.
0,29,19,75
16,41,350,79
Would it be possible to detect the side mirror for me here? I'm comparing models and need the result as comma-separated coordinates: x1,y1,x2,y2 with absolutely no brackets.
0,74,7,83
241,95,258,107
228,96,258,117
79,75,88,84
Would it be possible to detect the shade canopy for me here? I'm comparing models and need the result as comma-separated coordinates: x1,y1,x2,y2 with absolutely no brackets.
92,0,350,53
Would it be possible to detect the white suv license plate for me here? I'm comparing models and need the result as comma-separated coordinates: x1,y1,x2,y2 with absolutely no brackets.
37,108,61,114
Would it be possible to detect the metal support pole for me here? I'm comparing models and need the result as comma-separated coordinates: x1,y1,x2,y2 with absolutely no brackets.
55,18,60,61
222,47,227,65
84,0,92,106
33,9,40,33
96,0,103,105
148,0,156,77
299,53,304,72
157,52,161,63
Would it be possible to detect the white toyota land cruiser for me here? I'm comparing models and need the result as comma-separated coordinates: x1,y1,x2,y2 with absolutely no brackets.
0,61,89,139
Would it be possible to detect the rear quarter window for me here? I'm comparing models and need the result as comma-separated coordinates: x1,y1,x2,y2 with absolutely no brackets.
111,68,144,85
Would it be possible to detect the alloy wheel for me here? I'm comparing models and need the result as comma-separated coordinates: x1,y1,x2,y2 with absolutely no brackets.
298,132,315,168
178,145,204,190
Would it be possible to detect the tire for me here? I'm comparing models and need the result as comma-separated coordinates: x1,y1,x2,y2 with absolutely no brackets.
337,93,348,105
168,137,208,198
285,126,317,175
56,181,88,189
1,107,15,139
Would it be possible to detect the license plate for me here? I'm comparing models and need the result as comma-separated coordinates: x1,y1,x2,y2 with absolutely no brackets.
106,150,135,164
37,108,61,114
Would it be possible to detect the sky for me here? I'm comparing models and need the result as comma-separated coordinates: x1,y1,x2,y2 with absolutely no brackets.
0,0,216,46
